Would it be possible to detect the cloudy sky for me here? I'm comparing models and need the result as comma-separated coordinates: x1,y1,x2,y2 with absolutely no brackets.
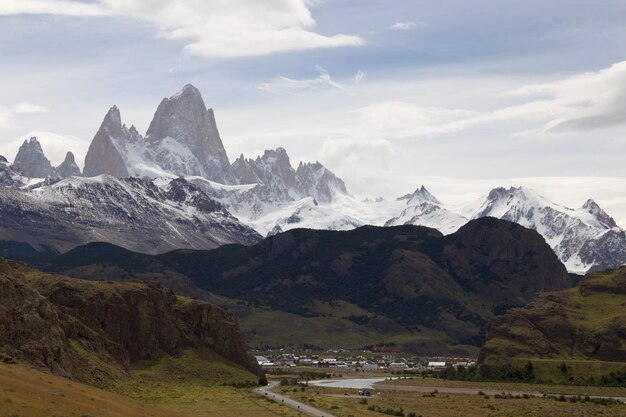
1,0,626,224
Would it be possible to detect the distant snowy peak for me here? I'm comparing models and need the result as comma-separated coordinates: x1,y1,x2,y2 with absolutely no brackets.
470,185,626,273
581,199,618,229
474,186,547,220
398,185,441,206
385,202,467,234
295,161,348,203
383,184,626,273
227,147,348,205
231,148,298,197
0,175,261,254
13,137,55,178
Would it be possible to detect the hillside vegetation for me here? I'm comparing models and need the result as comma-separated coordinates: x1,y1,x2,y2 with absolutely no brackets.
49,218,571,354
481,266,626,362
479,266,626,385
0,258,260,384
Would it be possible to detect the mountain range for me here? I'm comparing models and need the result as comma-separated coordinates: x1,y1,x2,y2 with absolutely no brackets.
0,84,624,273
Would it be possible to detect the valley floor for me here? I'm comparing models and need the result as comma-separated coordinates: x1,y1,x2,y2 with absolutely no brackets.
272,381,626,417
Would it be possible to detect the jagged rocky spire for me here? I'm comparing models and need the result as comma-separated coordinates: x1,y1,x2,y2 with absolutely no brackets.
13,137,55,178
83,106,129,177
145,84,235,183
56,151,82,178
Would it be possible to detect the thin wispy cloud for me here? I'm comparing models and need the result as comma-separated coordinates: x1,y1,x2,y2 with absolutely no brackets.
0,0,365,58
257,66,364,95
13,103,49,114
389,21,427,31
353,70,367,85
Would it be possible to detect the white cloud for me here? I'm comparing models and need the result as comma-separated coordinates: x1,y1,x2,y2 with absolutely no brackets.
0,131,89,168
0,102,49,129
0,0,364,58
258,66,364,95
13,103,49,114
0,108,15,130
336,60,626,143
389,21,427,31
0,0,107,16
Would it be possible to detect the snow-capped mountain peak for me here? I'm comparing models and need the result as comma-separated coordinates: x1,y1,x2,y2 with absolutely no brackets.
581,199,618,229
398,185,441,206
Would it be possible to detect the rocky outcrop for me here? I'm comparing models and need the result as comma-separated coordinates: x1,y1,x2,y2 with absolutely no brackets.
443,217,572,304
479,266,626,363
56,151,81,178
0,259,260,380
0,258,75,375
13,137,55,178
83,106,130,178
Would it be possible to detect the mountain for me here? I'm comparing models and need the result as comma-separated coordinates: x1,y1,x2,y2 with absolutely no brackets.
145,84,235,183
81,85,348,203
202,148,350,222
55,151,81,178
83,85,237,182
0,175,261,254
46,218,571,354
385,186,467,234
398,185,441,206
83,105,136,178
385,185,626,273
471,186,626,273
0,257,260,382
13,137,56,178
0,155,24,187
4,84,623,273
479,266,626,364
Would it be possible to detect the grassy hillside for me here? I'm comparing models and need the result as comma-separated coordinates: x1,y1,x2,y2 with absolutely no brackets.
0,355,300,417
481,266,626,362
479,266,626,384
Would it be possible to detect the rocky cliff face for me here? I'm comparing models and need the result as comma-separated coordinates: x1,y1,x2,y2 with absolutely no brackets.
13,137,55,178
479,266,626,363
145,84,234,183
0,258,260,380
56,151,81,178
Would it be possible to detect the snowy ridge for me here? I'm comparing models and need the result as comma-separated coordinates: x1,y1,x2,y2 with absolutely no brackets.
0,175,261,254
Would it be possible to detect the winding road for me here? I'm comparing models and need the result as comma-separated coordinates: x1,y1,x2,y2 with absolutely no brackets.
256,382,338,417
